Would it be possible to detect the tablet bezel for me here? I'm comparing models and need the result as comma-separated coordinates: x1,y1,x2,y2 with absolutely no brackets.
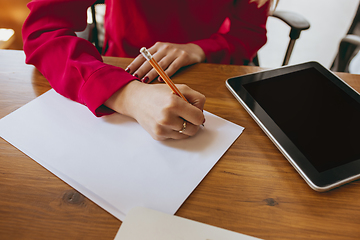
226,61,360,192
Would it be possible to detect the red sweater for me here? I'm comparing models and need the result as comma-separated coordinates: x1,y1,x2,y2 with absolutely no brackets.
22,0,269,116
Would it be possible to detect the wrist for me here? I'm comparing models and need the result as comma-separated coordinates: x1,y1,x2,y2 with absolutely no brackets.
104,80,144,117
188,43,206,63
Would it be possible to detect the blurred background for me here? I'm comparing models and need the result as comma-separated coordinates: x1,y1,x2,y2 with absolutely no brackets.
0,0,359,70
0,0,30,50
258,0,360,69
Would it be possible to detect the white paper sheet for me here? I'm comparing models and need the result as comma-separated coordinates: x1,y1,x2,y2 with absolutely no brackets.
0,89,244,221
115,207,260,240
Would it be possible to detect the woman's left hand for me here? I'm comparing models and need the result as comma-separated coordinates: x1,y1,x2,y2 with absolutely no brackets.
125,42,206,83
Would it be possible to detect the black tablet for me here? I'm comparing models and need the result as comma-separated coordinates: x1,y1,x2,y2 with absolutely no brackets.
226,61,360,191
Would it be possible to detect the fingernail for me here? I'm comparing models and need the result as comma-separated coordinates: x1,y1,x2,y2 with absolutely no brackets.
202,118,206,124
141,76,149,83
134,73,139,79
125,67,130,73
158,77,163,82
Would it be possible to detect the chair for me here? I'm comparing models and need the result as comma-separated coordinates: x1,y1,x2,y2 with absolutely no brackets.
254,10,310,66
331,3,360,73
82,1,310,67
89,0,105,53
332,35,360,73
76,0,105,53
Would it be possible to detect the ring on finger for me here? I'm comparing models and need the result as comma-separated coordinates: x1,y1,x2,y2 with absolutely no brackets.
178,120,187,134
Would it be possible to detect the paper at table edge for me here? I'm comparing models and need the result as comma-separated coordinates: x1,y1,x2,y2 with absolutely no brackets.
114,207,261,240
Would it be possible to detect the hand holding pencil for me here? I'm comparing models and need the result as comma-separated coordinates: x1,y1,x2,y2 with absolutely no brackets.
104,48,205,141
140,47,205,127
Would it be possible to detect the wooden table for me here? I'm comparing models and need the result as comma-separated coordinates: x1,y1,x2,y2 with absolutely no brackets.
1,49,360,240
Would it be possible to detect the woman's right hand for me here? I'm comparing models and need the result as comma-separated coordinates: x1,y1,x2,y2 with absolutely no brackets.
105,81,206,141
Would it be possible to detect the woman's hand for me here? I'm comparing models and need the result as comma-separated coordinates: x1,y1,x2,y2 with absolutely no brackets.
105,81,206,141
125,42,206,83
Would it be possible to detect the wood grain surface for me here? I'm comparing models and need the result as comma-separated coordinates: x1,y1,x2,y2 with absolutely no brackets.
1,50,360,239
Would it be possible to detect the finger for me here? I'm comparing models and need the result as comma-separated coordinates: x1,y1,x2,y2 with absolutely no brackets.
175,121,200,137
177,85,206,111
126,54,147,75
147,42,163,55
134,61,154,80
169,99,204,127
158,114,186,132
160,122,199,140
150,121,191,140
152,106,200,137
151,55,176,83
141,68,160,83
164,117,199,136
126,45,164,80
135,48,169,82
162,55,185,80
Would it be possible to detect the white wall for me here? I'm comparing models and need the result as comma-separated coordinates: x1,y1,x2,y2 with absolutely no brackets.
258,0,359,69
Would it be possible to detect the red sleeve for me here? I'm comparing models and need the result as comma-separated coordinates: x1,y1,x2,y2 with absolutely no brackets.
192,0,269,65
22,0,137,117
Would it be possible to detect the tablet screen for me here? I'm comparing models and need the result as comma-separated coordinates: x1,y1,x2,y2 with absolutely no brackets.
226,61,360,191
243,67,360,173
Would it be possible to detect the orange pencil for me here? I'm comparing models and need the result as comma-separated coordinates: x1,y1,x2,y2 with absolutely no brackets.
140,47,188,102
